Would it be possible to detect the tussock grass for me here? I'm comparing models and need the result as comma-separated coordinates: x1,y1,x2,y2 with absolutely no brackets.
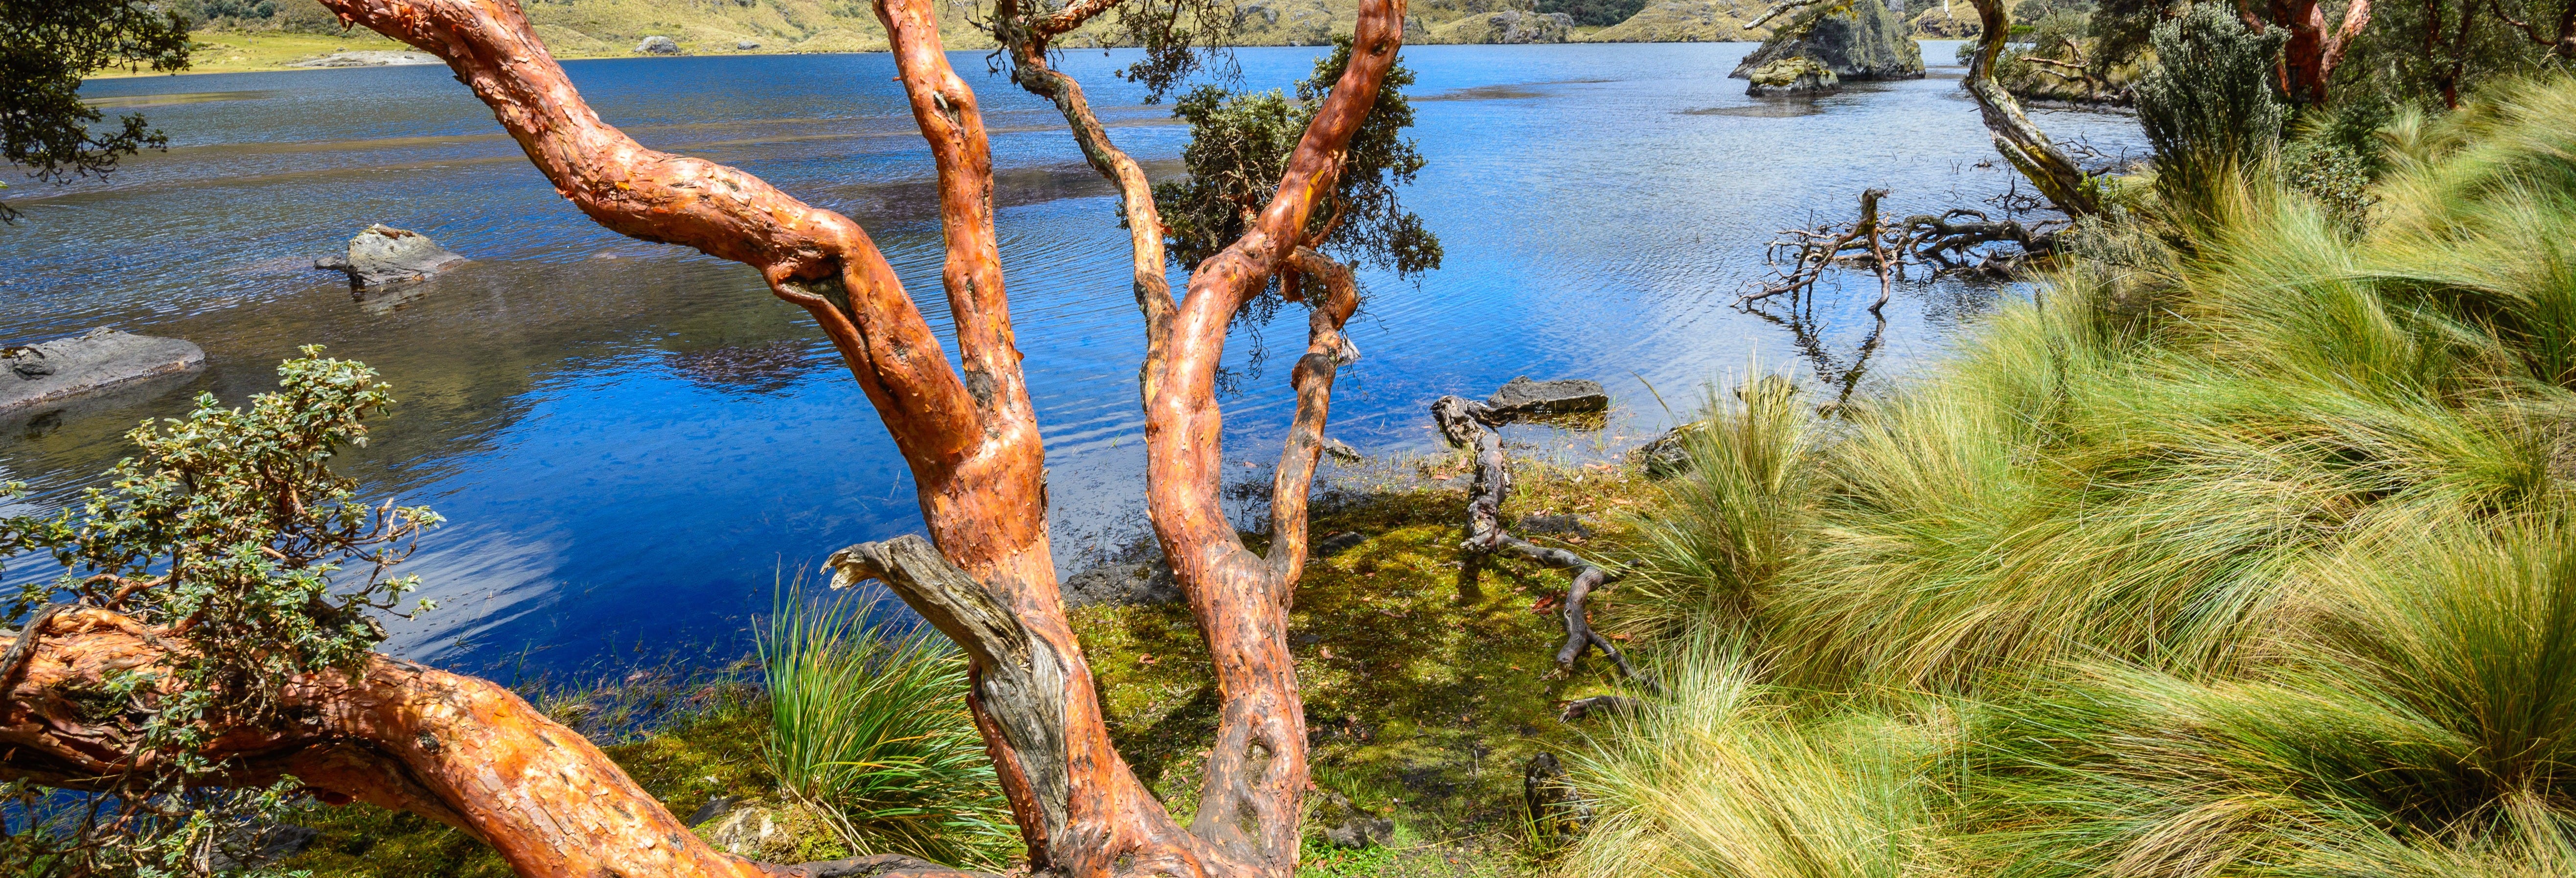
760,586,1016,869
1565,75,2576,878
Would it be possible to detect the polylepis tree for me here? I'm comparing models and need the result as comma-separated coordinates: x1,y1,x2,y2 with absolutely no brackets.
0,0,1415,875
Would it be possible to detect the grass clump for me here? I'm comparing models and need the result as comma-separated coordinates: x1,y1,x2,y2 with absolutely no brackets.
760,587,1015,868
1564,74,2576,878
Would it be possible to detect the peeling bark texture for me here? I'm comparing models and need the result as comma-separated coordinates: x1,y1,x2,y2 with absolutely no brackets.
1963,0,2098,217
0,609,802,878
2260,0,2372,104
1427,397,1654,686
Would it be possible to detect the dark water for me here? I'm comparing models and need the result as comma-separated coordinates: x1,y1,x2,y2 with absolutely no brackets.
1,42,2143,670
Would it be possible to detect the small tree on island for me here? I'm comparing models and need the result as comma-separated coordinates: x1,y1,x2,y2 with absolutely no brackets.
0,2,1427,878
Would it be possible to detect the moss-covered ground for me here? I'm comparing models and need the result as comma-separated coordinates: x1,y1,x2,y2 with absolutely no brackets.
276,450,1659,878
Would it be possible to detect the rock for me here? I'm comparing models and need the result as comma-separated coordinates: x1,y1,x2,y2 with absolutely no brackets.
2,327,206,414
700,804,789,858
1631,421,1709,478
1316,531,1366,556
687,795,741,827
287,50,439,68
318,224,465,290
1321,437,1364,463
1730,0,1925,82
1747,56,1841,96
1485,376,1610,417
1518,513,1593,538
1063,559,1181,606
637,35,681,54
1311,790,1395,849
735,40,761,50
1431,8,1576,43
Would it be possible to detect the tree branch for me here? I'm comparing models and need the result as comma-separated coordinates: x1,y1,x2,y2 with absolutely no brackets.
1962,0,2099,216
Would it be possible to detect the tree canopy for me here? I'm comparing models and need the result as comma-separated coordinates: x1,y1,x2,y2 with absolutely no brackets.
0,0,194,222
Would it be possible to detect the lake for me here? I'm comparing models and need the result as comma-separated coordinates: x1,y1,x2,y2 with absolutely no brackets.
0,41,2145,672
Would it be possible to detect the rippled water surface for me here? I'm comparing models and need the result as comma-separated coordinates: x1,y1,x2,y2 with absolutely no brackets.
2,42,2143,669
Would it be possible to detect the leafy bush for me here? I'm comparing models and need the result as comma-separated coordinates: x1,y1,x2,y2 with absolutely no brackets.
2135,2,2286,226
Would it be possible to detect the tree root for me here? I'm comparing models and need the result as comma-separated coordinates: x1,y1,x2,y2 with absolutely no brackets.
1429,396,1658,691
1744,188,2066,317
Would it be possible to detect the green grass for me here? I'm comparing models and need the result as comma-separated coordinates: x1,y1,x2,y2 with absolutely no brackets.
1559,73,2576,878
760,586,1016,868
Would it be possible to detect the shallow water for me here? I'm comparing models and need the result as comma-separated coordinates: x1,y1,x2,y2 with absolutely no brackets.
1,41,2144,670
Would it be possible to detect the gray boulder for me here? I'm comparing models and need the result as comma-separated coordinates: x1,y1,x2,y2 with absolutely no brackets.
1729,0,1924,82
1486,376,1610,417
316,224,465,290
1630,421,1709,478
735,40,760,50
3,327,206,414
1746,56,1841,96
1311,790,1395,850
637,35,681,54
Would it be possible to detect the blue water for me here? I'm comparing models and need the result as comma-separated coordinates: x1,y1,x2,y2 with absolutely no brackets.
1,41,2145,671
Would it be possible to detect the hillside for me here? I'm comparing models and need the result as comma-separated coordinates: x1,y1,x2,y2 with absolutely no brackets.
142,0,1790,76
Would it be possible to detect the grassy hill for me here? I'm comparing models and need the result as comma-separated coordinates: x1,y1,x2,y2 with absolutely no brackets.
128,0,1787,77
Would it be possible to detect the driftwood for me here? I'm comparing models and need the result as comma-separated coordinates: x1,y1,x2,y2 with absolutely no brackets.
1746,188,2065,314
1427,396,1654,687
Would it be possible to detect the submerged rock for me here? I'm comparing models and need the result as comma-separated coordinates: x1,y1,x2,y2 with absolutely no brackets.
316,224,465,290
1485,376,1610,417
1730,0,1925,82
2,327,206,414
1747,55,1841,96
637,35,681,54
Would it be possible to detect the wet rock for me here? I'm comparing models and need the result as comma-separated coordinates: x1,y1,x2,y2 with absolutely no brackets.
318,224,466,290
736,40,761,50
637,35,681,54
1485,376,1610,417
1747,56,1841,96
1311,790,1395,849
688,795,741,827
1631,421,1709,478
1321,436,1364,463
2,327,206,414
1063,559,1181,606
1316,530,1366,556
1729,0,1924,82
288,50,440,68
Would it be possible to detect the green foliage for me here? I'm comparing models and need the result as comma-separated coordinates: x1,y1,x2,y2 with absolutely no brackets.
0,349,437,874
1563,74,2576,878
0,0,193,222
1154,37,1441,284
2135,2,2286,227
760,587,1015,869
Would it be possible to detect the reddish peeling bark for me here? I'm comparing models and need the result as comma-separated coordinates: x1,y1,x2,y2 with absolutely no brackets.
2260,0,2372,104
0,0,1413,876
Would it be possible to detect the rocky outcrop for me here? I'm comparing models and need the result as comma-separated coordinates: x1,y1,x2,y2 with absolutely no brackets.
1582,0,1771,42
2,327,206,414
1429,8,1577,43
1731,0,1926,81
734,40,759,50
1485,376,1610,417
1747,55,1841,95
315,224,466,290
636,35,681,54
288,50,440,68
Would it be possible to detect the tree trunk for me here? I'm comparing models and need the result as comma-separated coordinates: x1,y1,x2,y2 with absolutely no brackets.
1963,0,2100,216
0,0,1412,875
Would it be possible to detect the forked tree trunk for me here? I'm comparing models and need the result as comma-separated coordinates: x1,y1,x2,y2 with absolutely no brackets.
0,0,1409,875
2263,0,2373,104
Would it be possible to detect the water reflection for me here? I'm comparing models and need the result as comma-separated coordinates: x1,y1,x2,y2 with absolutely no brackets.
4,42,2147,671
